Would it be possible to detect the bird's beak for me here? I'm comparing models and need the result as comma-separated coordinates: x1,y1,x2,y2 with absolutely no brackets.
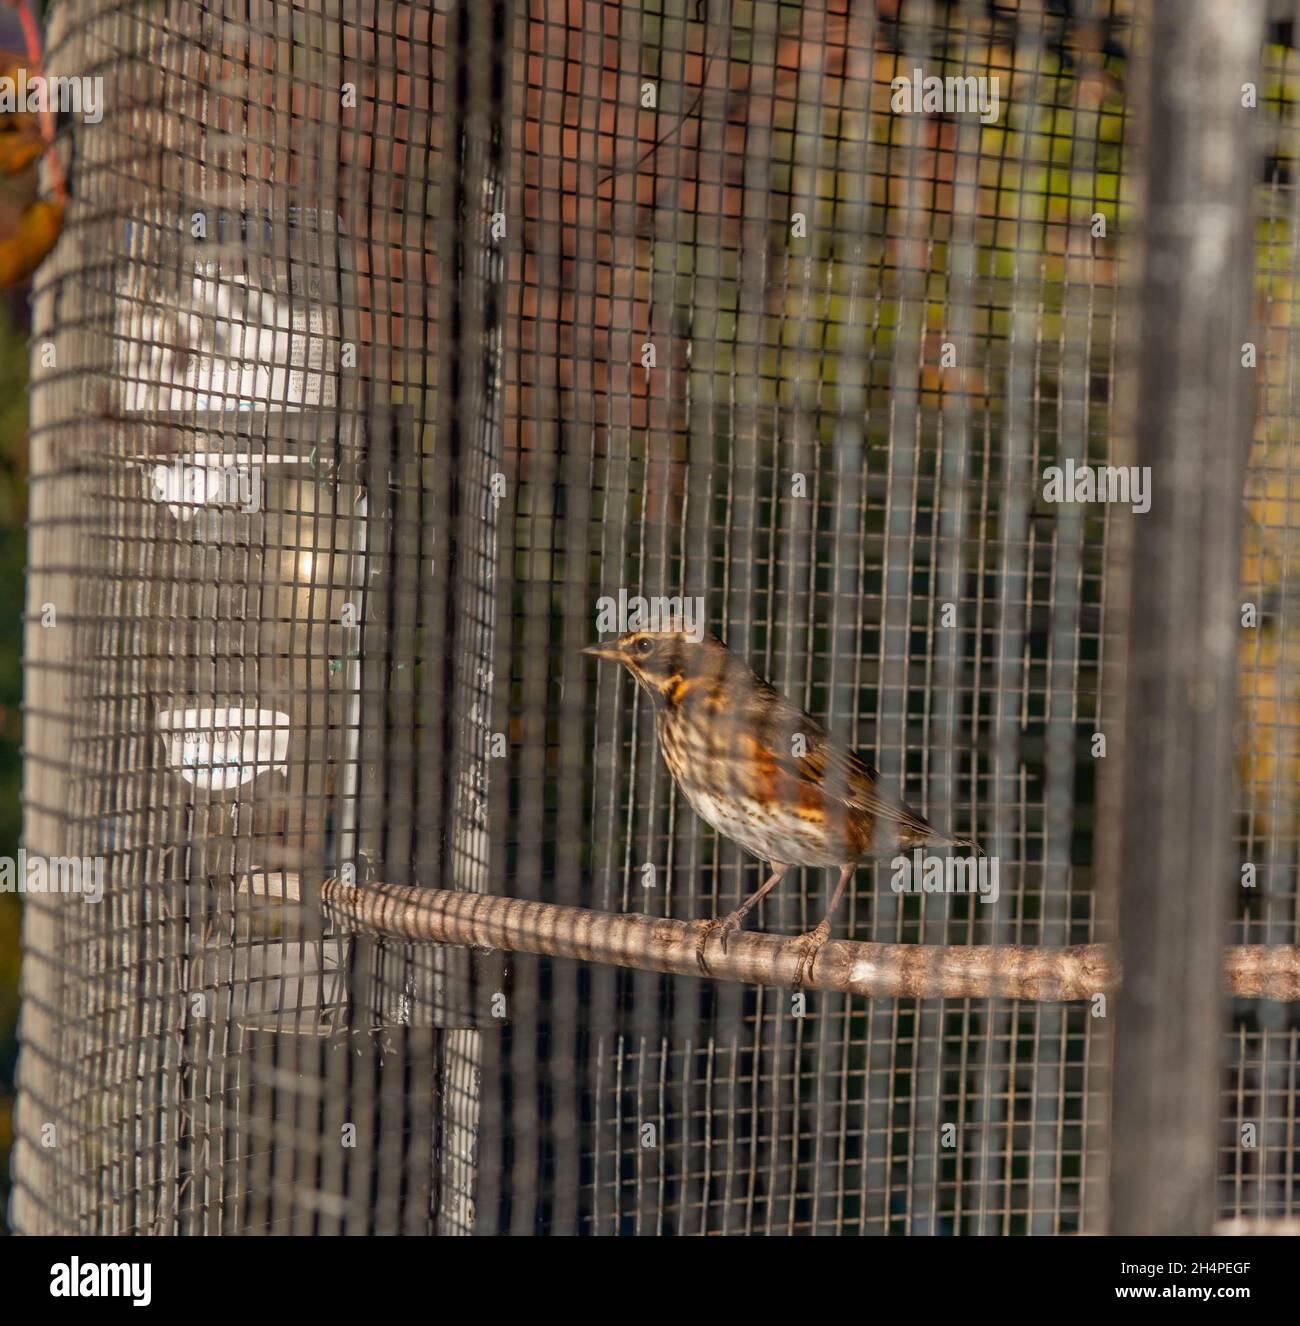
582,642,624,661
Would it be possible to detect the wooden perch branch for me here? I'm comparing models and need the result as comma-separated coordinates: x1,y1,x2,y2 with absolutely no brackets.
318,879,1300,1002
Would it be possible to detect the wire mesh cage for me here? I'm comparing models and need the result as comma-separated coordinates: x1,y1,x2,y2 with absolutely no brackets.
7,0,1299,1236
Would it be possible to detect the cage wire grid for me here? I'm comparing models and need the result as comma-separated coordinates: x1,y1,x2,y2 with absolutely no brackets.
6,0,1298,1236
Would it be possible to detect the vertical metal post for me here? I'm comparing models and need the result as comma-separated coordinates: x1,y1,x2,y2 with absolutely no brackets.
429,0,512,1234
1110,0,1263,1235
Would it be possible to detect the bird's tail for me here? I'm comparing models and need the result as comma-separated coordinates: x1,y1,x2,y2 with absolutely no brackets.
942,833,983,857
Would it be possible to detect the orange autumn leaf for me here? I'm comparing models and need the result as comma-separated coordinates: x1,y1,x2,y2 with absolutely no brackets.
0,131,44,175
0,195,62,286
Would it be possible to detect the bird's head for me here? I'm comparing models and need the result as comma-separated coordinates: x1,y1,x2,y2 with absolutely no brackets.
583,629,731,706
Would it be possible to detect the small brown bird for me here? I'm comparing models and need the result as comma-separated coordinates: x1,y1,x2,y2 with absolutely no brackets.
584,628,979,984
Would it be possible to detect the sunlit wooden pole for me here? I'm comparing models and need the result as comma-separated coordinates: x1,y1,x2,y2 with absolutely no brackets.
318,879,1300,1002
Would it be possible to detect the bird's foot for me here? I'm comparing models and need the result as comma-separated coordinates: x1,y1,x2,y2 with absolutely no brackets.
789,920,832,990
695,910,746,974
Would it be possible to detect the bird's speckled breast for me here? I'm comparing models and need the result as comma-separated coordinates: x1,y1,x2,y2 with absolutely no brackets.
655,705,854,867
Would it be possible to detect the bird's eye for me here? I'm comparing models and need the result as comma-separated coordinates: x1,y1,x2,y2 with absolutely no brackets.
634,637,653,656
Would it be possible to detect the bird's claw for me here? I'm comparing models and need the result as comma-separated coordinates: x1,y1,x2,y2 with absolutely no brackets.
789,920,832,991
695,911,744,975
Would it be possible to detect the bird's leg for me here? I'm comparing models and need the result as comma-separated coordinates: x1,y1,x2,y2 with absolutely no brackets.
696,862,790,974
790,863,855,990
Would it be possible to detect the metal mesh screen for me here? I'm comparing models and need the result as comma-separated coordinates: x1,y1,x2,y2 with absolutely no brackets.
8,0,1298,1236
480,0,1126,1236
1232,10,1300,1231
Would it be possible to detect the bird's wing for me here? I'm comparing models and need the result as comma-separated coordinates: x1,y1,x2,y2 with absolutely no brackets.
759,696,937,838
796,737,937,836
